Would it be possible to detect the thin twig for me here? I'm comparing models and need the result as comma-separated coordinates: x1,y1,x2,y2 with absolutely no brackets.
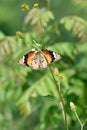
74,110,84,130
38,6,68,129
48,65,68,130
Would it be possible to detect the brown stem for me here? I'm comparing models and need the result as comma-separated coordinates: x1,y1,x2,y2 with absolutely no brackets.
48,65,68,130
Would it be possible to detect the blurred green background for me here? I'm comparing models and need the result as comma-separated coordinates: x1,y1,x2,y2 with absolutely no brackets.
0,0,87,130
1,0,86,36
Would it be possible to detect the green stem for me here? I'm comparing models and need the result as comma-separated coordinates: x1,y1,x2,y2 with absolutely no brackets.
48,65,68,130
38,7,68,129
39,18,45,48
74,110,84,130
47,0,51,10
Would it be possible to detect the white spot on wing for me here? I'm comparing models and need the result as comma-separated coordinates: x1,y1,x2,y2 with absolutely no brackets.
52,52,56,61
23,56,25,63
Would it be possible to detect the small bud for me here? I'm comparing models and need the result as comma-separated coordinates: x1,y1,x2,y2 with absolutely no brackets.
34,3,39,8
21,4,30,11
16,31,24,39
70,102,76,111
53,68,59,76
59,73,64,79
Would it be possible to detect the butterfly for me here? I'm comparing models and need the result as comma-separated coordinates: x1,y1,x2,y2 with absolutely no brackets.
18,50,61,70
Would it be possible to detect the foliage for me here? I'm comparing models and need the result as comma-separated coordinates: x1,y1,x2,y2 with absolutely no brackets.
0,0,87,130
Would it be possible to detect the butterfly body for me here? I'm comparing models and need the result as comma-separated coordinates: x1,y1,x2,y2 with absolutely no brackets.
18,50,61,70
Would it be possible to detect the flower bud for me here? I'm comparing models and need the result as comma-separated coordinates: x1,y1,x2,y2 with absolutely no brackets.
53,68,59,76
21,4,30,11
70,102,76,111
34,3,39,8
16,31,24,39
59,73,64,79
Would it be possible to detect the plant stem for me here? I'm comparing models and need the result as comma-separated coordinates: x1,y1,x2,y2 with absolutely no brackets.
47,0,51,10
38,6,68,129
39,18,45,48
74,110,84,130
48,65,68,130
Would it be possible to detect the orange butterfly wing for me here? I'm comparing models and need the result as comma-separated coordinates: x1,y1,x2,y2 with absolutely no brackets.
41,50,53,64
